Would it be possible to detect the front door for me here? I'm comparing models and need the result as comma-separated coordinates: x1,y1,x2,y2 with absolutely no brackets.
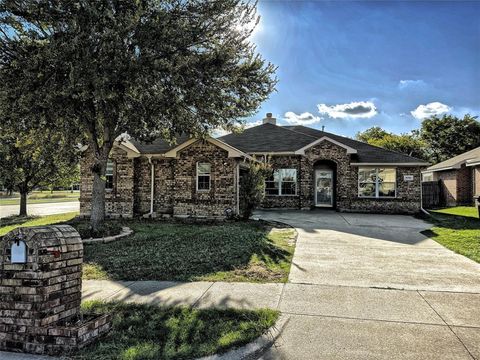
315,169,333,207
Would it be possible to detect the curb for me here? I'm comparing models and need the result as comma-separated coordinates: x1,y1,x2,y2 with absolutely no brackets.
197,315,289,360
82,226,133,244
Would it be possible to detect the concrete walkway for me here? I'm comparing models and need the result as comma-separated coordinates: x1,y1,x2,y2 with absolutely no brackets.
0,201,79,218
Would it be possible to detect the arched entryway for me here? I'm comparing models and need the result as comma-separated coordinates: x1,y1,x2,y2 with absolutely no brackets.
314,160,337,208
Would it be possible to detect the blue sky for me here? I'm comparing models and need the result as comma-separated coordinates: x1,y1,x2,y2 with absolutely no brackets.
242,0,480,137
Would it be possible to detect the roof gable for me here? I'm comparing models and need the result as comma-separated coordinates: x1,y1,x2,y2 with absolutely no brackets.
427,146,480,172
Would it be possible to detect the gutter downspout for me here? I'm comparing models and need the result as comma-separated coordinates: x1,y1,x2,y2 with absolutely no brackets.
148,156,154,216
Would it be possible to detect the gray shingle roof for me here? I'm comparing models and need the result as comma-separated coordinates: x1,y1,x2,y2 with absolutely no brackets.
129,134,191,154
427,146,480,171
219,124,429,165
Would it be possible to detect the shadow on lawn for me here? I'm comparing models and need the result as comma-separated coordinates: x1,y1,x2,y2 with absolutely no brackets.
421,211,480,239
83,220,293,282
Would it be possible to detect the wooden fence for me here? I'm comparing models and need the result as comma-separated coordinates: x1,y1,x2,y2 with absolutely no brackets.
422,180,442,208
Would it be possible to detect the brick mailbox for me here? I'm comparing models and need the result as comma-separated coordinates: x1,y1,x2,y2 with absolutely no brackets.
0,225,111,355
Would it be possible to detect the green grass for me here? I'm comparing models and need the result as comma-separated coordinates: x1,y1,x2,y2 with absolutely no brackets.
424,206,480,263
0,212,78,236
76,301,279,360
0,190,79,206
83,220,296,283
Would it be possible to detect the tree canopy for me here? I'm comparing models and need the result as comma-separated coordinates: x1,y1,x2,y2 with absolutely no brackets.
0,126,78,216
355,127,428,161
0,0,277,227
419,114,480,164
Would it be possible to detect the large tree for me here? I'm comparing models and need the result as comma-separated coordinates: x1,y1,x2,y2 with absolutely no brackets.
419,114,480,164
0,0,277,229
0,126,78,216
356,127,428,160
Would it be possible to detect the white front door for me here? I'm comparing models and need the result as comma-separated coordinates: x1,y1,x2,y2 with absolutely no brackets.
315,169,333,207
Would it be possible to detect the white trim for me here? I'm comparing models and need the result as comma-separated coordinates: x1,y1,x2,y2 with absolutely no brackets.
249,152,297,156
196,162,211,192
351,162,429,166
314,169,334,207
466,160,480,167
295,136,357,155
425,164,462,172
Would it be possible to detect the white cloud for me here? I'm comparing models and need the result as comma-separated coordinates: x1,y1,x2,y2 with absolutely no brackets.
283,111,322,125
317,101,377,119
398,79,426,90
244,120,263,128
410,102,451,120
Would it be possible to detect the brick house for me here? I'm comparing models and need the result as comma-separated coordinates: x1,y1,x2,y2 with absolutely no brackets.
80,114,429,218
422,147,480,206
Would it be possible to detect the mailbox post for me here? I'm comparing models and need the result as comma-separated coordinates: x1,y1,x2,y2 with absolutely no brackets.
0,225,111,355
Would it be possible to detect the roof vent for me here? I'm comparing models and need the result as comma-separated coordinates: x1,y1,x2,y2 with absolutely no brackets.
263,113,276,125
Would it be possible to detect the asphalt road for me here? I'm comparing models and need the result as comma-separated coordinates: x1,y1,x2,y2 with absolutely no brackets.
0,201,79,218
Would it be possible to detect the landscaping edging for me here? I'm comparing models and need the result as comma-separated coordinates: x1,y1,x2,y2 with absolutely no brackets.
82,226,133,244
197,315,289,360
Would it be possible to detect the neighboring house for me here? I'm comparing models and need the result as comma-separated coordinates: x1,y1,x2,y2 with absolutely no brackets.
80,114,429,218
422,147,480,206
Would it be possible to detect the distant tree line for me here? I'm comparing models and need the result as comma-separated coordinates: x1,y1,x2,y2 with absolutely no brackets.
356,114,480,164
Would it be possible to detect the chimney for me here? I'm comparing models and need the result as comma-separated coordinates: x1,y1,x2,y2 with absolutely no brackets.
262,113,276,125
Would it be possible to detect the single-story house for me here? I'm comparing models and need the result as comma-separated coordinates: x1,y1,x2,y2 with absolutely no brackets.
422,146,480,206
80,114,429,218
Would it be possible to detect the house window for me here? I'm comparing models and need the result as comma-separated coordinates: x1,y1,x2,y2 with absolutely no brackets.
358,168,396,198
265,169,297,196
422,172,434,182
197,162,211,191
106,160,114,190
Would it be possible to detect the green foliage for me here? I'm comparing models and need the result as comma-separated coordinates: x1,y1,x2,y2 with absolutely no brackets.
0,126,79,215
240,161,272,220
355,127,428,160
77,301,279,360
82,221,295,283
419,114,480,164
0,0,277,226
425,207,480,263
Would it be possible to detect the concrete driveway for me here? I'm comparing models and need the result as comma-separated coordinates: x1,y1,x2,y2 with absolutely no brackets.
255,209,480,360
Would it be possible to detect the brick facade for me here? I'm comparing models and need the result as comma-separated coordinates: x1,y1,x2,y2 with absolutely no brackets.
435,164,475,206
0,225,111,355
259,141,422,214
80,147,134,218
81,140,239,219
80,138,423,217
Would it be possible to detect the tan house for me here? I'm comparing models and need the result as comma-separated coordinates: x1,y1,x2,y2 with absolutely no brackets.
422,147,480,206
80,114,429,219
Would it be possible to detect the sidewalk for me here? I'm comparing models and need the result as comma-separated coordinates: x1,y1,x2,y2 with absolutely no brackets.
82,280,284,310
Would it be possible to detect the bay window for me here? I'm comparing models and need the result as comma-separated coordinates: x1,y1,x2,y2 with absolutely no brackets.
358,167,396,198
265,169,297,196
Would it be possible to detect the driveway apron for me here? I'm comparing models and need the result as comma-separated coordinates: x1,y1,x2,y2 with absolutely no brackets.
255,209,480,360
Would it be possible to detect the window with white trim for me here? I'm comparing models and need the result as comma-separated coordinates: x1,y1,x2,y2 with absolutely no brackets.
265,169,297,196
358,167,396,198
197,162,211,191
106,160,114,190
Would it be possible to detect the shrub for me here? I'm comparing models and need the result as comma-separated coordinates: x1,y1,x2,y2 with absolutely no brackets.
239,161,272,220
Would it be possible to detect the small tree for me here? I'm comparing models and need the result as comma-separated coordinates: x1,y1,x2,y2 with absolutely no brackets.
0,127,78,216
239,161,272,220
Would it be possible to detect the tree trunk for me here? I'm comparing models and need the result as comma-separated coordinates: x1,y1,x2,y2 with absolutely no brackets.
19,191,27,217
90,156,107,232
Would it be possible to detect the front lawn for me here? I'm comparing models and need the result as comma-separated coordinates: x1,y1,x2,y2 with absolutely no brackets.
76,301,279,360
424,206,479,263
83,220,296,283
0,212,78,236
